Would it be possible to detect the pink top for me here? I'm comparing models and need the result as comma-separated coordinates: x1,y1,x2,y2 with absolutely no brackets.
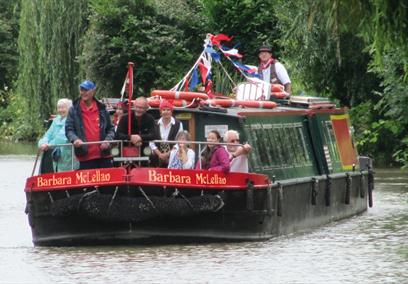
196,146,230,173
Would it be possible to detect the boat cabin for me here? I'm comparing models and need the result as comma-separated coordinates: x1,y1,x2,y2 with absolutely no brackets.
38,95,358,182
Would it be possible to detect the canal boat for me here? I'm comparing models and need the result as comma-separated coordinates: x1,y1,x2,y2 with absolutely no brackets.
25,35,374,246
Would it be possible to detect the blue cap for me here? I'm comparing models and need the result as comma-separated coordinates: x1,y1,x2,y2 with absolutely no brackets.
79,80,96,90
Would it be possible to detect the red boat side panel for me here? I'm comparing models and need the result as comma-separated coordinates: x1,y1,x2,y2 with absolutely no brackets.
330,114,358,170
25,168,127,192
129,168,269,190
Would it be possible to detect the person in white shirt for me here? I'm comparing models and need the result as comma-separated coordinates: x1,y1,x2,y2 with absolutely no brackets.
150,99,183,167
224,130,252,173
168,131,195,170
257,45,291,94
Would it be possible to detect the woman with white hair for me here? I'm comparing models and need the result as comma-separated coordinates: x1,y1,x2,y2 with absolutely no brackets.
38,98,78,172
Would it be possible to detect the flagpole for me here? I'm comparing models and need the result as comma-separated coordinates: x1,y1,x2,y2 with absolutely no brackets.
216,59,237,88
127,62,134,136
171,51,205,91
217,47,249,80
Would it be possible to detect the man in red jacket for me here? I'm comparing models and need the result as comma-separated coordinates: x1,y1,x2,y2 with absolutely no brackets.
65,80,115,169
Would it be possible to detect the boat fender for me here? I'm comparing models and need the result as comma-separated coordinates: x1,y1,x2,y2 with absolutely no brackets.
178,192,194,211
246,180,254,211
107,186,119,213
325,175,331,207
78,190,98,212
50,192,224,222
48,192,54,203
25,184,35,228
138,186,160,214
213,195,225,212
266,183,273,214
368,167,374,207
359,171,365,198
345,173,352,205
25,201,35,228
277,183,283,217
311,178,318,205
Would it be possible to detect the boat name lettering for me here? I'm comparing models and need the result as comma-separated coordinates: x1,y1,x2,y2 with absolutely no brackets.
75,171,111,183
195,173,227,185
37,175,72,187
148,170,226,185
36,170,112,187
148,170,192,184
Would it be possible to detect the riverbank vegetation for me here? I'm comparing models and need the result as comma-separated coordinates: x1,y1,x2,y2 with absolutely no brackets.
0,0,407,167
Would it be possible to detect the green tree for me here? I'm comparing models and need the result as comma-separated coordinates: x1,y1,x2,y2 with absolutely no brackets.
0,0,19,91
202,0,282,63
82,0,207,98
6,0,88,140
276,0,408,166
275,0,381,105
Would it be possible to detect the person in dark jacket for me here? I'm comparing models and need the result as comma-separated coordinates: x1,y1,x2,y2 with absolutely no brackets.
115,96,157,157
65,80,115,169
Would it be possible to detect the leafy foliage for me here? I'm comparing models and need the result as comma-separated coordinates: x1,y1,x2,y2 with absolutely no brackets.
2,0,408,169
0,0,19,90
275,0,381,105
10,0,88,140
82,0,207,98
202,0,282,63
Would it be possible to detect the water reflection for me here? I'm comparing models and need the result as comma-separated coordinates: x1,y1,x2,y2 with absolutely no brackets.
0,157,407,283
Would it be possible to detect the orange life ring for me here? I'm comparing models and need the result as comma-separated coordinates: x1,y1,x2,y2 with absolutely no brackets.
271,84,285,92
270,91,289,99
151,90,209,101
205,99,277,109
147,98,199,108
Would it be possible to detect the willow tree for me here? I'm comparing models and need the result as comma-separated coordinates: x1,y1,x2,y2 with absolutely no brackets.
275,0,408,166
15,0,88,140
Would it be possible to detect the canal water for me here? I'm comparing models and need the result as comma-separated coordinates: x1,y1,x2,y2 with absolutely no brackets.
0,153,407,283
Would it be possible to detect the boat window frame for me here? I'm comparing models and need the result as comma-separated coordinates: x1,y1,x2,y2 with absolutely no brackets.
247,121,314,170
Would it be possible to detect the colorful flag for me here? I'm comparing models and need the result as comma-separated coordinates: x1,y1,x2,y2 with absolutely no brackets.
209,34,234,46
198,53,212,84
231,60,260,77
220,45,243,58
204,46,220,62
189,67,199,91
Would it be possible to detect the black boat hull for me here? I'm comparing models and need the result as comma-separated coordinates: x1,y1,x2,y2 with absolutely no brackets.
26,171,370,246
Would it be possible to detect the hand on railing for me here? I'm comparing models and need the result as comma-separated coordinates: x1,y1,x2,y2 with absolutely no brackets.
39,143,49,151
130,134,142,146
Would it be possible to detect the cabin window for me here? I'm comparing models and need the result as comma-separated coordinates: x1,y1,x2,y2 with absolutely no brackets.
265,128,282,167
248,122,312,169
322,121,340,163
255,128,272,166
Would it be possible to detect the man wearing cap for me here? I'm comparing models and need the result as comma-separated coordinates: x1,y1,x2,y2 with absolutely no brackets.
65,80,115,169
149,99,183,167
258,45,291,94
115,96,157,156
